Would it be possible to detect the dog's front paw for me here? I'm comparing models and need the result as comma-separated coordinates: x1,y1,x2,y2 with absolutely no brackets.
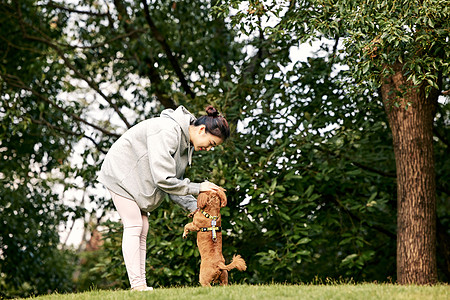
182,230,189,239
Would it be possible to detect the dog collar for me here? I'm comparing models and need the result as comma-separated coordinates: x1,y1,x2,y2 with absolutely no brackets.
201,210,219,221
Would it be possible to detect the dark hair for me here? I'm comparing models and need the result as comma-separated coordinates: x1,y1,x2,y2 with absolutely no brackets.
194,106,230,140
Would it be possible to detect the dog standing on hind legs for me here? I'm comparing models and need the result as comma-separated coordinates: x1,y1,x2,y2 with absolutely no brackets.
183,190,247,286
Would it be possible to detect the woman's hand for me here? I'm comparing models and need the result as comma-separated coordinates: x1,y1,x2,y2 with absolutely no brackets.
200,181,226,193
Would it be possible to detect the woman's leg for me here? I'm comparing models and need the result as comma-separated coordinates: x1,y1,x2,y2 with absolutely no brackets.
140,213,149,282
109,190,148,289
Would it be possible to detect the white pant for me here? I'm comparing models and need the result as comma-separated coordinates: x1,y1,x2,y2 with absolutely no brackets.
109,190,149,289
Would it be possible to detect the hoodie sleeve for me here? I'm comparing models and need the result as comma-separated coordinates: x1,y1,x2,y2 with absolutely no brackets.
147,127,200,196
169,194,198,212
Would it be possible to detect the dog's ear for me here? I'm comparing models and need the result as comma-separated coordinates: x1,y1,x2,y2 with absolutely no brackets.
197,192,208,209
218,190,227,207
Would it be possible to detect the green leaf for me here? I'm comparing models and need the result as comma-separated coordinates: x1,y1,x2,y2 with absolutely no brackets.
298,237,311,244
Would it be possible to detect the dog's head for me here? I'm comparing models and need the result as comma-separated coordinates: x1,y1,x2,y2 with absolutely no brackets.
197,190,227,210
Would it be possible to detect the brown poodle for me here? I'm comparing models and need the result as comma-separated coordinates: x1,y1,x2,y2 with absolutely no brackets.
183,190,246,286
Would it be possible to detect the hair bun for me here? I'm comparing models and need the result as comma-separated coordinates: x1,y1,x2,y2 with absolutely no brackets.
205,105,219,117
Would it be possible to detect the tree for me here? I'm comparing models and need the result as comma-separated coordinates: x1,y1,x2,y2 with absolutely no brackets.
0,1,79,297
218,0,449,284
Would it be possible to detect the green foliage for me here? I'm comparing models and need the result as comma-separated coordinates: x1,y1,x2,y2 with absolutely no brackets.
74,245,116,292
219,0,450,94
205,54,399,283
213,0,449,283
0,2,80,297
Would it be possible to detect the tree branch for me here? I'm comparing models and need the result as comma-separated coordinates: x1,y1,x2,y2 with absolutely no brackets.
242,20,269,82
59,28,147,50
142,55,177,109
350,161,396,178
16,4,132,129
30,117,107,154
242,45,269,82
2,73,119,139
333,195,396,238
44,1,109,17
0,34,45,54
25,34,132,129
141,0,195,99
113,0,176,108
315,145,396,178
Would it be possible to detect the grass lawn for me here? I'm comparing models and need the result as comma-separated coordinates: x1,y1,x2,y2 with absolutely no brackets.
23,284,449,300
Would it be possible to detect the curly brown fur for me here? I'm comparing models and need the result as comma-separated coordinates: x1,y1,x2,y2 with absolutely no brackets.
183,190,246,286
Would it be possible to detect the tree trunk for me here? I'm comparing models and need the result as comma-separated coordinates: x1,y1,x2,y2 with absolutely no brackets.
380,63,438,284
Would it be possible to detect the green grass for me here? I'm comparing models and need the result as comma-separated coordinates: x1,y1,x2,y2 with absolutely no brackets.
23,284,449,300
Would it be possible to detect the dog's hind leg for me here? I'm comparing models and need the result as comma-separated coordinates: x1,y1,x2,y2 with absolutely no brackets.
199,271,213,287
219,270,228,286
199,265,219,287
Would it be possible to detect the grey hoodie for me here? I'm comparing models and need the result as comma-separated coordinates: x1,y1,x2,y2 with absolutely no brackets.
97,106,199,212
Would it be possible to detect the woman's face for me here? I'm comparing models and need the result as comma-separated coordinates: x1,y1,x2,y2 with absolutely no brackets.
190,125,224,151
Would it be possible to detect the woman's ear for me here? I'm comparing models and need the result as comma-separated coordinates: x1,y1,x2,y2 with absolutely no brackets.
197,192,208,209
219,190,227,208
198,124,206,135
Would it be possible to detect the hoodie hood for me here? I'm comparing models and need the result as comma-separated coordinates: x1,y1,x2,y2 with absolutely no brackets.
160,105,196,138
160,105,196,165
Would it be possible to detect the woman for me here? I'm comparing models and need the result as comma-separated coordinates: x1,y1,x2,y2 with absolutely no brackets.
97,105,230,291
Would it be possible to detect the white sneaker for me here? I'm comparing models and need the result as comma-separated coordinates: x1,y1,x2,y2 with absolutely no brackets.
131,285,154,291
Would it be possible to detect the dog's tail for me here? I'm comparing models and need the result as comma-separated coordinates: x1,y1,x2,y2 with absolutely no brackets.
218,255,247,272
